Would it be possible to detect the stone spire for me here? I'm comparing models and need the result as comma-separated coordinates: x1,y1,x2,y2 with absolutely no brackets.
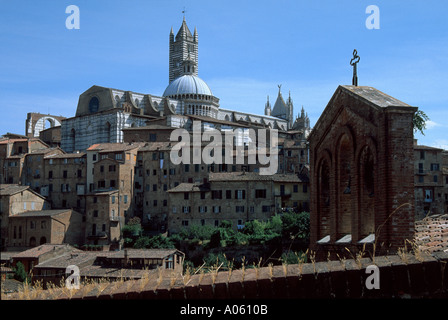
286,91,294,129
265,95,271,116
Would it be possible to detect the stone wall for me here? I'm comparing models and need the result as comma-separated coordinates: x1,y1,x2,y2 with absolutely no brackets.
9,251,445,300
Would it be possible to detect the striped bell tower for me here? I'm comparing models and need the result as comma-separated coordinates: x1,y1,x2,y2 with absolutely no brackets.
169,17,198,83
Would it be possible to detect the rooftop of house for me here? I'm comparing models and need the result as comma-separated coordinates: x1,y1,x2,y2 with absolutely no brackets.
188,114,249,128
0,138,28,145
44,152,86,159
208,172,302,182
26,147,63,155
0,184,29,196
86,142,145,153
9,209,73,218
167,183,210,193
32,251,97,269
413,144,444,151
341,85,411,108
95,248,183,260
12,244,79,259
0,251,24,262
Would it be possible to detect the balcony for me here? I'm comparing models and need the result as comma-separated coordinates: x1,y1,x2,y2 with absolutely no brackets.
275,192,291,198
87,231,108,239
110,216,120,222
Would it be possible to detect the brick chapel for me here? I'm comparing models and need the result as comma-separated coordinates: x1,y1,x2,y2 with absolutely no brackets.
308,85,417,258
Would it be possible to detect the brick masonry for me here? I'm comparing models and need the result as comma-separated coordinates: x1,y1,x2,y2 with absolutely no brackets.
5,251,446,300
308,85,418,257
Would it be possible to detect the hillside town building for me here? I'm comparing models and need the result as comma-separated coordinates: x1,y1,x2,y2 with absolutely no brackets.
413,141,447,219
1,17,445,265
0,184,49,248
60,18,310,154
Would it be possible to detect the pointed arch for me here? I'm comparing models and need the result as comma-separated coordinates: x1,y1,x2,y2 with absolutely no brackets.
334,127,356,239
356,139,378,239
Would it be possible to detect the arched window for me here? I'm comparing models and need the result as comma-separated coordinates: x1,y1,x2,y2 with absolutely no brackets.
89,97,99,113
29,237,36,247
40,236,47,245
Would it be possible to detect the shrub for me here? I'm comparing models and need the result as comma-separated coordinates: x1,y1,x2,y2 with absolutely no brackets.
187,225,215,240
133,234,175,249
243,217,281,245
281,251,307,265
203,252,230,270
281,211,310,241
13,262,29,283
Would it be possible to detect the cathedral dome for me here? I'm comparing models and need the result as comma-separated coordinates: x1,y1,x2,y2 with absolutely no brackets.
163,75,213,97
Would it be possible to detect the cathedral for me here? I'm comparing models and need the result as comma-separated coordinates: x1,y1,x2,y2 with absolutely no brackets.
60,18,311,153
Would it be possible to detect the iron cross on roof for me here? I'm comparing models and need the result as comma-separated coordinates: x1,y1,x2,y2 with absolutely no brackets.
350,49,360,86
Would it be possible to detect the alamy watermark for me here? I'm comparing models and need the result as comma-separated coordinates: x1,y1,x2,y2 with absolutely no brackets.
365,265,380,290
65,5,80,30
169,121,279,175
65,265,80,289
365,5,380,30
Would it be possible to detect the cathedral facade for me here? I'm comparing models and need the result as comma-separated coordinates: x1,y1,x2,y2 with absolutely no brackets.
61,18,310,153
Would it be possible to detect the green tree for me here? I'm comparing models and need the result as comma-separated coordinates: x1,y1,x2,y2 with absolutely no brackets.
208,221,235,248
281,211,310,241
243,217,281,245
266,214,282,235
186,224,215,240
133,234,174,249
13,261,29,283
413,109,429,136
203,252,230,270
122,218,143,247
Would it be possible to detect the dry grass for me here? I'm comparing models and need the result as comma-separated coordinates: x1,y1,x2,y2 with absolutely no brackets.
252,257,263,279
267,263,273,280
397,239,425,263
344,243,367,268
309,250,316,273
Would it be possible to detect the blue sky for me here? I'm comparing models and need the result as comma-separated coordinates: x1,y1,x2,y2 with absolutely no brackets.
1,0,447,149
